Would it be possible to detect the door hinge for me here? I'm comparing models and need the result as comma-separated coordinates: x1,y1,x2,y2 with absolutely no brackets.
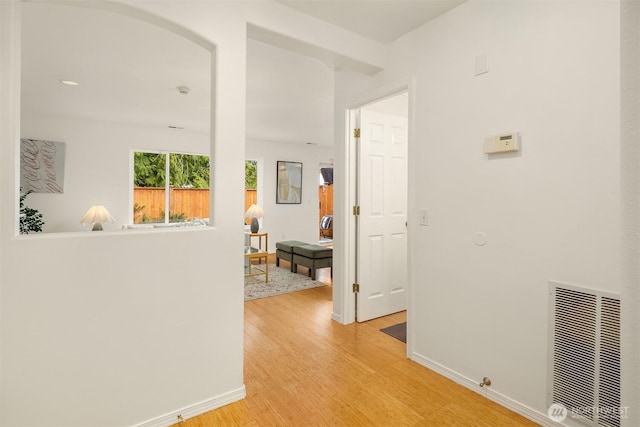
353,283,360,293
353,128,361,138
352,205,360,216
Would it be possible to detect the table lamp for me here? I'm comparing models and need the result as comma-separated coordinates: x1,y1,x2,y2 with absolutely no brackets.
245,204,263,233
81,205,115,231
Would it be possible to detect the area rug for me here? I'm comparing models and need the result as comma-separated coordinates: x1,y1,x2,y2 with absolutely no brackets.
244,263,326,301
380,322,407,343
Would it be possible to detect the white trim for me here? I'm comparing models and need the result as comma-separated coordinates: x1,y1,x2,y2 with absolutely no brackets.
410,352,563,427
345,78,412,110
331,311,343,323
620,2,640,426
1,0,22,239
404,78,417,359
132,385,246,427
40,0,216,51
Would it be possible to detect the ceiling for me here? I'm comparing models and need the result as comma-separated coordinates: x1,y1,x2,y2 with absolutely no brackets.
21,2,212,134
246,39,335,145
21,1,464,143
276,0,466,44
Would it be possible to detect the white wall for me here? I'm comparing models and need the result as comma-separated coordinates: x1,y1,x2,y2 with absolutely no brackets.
246,39,334,146
0,1,382,426
334,0,624,423
246,139,333,252
21,112,209,233
2,2,248,426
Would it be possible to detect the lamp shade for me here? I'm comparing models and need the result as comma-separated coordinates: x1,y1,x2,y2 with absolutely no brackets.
81,205,115,231
244,204,264,219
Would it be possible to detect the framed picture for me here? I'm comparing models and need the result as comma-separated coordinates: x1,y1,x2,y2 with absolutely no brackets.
20,138,66,193
276,161,302,204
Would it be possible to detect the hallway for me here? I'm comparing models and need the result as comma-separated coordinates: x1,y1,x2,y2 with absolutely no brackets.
175,283,536,426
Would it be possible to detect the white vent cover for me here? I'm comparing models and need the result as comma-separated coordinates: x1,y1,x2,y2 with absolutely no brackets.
548,282,621,427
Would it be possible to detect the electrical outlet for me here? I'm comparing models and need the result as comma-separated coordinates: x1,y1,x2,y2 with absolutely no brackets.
419,209,429,226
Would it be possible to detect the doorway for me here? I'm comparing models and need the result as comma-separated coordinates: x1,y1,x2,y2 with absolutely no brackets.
347,90,410,326
319,162,334,244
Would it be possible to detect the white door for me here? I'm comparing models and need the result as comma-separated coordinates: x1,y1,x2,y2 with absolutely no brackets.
356,108,408,322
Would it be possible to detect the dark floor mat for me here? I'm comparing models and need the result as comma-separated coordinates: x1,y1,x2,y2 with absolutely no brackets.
380,322,406,343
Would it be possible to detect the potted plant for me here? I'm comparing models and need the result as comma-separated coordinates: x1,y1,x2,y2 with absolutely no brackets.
19,190,45,234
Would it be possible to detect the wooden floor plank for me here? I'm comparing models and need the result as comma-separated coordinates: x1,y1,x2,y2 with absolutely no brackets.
174,270,538,427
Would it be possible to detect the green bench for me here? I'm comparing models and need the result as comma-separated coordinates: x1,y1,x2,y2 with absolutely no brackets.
276,240,333,280
275,240,307,272
292,244,333,280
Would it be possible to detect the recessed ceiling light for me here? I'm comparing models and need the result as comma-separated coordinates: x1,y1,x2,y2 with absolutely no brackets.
60,80,79,86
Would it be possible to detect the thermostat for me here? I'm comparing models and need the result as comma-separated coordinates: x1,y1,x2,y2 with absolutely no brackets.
483,133,519,154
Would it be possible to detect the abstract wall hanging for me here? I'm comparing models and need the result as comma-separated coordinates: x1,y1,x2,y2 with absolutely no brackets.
276,161,302,204
20,138,66,193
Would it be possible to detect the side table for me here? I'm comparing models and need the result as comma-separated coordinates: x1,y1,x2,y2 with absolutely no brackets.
244,246,269,282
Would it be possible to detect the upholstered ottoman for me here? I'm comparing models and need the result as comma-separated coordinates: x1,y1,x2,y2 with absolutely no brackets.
292,244,333,280
275,240,307,271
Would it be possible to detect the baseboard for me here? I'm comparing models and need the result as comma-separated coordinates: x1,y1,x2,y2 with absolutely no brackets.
132,385,246,427
410,352,561,427
331,312,344,323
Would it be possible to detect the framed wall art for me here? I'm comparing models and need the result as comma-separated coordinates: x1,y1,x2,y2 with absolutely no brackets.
20,138,66,193
276,161,302,204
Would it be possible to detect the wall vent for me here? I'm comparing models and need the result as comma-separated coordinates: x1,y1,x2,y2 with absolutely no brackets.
548,282,621,427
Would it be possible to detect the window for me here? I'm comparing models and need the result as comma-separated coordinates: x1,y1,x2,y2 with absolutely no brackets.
245,159,258,226
133,151,210,224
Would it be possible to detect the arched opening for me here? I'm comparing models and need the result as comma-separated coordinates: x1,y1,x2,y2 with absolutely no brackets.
19,1,215,233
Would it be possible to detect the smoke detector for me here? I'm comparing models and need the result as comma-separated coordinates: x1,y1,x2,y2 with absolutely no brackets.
177,86,190,95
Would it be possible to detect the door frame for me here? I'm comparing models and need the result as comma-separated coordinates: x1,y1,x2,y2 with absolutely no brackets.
336,77,416,356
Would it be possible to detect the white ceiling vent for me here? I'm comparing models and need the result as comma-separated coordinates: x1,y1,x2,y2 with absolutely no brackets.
548,282,621,427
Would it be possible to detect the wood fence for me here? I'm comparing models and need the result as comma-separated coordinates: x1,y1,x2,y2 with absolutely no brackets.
134,188,259,223
134,187,209,223
134,187,332,226
245,189,257,212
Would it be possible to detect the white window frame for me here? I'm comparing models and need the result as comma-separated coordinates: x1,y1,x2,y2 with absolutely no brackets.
132,149,210,226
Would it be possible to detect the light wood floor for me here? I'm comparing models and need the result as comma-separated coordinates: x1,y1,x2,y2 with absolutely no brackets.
174,263,538,426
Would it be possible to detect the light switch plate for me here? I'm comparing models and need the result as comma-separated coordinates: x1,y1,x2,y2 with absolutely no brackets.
475,54,489,76
419,209,429,226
